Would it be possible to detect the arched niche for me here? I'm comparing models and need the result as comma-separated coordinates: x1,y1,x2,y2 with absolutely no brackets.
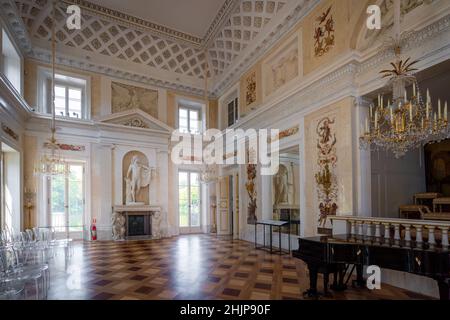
122,151,150,205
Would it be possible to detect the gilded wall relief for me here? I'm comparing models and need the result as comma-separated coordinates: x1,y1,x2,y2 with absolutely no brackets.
246,148,258,224
44,143,86,152
263,33,301,98
268,126,299,143
239,63,261,116
315,117,338,233
314,5,335,57
245,72,257,106
111,82,158,118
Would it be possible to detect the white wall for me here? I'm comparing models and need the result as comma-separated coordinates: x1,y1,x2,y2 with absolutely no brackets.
371,148,426,217
1,29,22,94
3,148,21,232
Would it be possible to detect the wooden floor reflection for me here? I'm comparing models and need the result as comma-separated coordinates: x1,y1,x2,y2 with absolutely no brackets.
47,234,433,300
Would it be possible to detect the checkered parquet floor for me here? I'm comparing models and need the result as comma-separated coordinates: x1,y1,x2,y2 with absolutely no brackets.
47,234,432,300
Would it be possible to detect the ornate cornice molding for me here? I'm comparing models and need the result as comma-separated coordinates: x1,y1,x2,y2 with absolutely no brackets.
29,46,207,97
0,0,33,54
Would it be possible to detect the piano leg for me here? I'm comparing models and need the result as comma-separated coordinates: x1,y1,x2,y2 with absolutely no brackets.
330,265,347,291
437,279,450,300
353,264,365,288
303,263,319,299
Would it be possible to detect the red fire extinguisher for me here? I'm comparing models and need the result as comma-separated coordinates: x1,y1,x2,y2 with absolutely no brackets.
91,218,97,241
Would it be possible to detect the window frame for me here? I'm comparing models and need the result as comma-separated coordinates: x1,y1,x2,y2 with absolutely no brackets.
53,81,85,119
37,67,91,120
176,98,205,135
227,97,239,127
0,25,24,95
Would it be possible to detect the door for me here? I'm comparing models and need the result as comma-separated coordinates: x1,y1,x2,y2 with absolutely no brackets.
178,171,201,233
216,176,231,235
48,163,85,239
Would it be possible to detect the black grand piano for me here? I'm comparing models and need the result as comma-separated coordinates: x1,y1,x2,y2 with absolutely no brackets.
292,234,450,300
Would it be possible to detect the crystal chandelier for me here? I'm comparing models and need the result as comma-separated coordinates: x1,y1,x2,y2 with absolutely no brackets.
200,164,218,184
34,1,69,177
359,0,450,158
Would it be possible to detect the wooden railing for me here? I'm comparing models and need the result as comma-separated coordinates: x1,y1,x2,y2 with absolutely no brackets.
329,216,450,248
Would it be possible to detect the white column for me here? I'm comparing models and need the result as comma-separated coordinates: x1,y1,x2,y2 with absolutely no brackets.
157,149,169,237
354,97,372,217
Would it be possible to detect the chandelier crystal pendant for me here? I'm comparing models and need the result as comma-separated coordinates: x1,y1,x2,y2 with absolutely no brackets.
34,1,69,177
359,0,450,158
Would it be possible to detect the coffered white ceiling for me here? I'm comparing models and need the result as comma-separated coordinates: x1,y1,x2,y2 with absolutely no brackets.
5,0,315,96
87,0,227,39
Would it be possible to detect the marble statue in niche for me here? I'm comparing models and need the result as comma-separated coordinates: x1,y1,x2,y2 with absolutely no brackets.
122,151,155,205
111,81,158,118
125,155,152,204
273,163,295,205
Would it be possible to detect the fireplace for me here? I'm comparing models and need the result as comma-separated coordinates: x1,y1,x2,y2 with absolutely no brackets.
126,213,151,238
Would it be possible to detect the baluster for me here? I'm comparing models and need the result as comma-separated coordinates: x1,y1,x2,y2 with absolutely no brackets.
350,220,356,235
382,223,391,239
404,224,411,241
427,226,436,246
374,223,381,238
439,227,449,248
366,222,372,238
358,221,364,236
393,224,400,240
414,225,423,243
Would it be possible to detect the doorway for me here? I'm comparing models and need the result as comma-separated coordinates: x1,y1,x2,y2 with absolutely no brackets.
47,162,85,239
178,171,201,233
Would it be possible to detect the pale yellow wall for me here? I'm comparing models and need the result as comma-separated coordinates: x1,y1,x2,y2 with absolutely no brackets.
23,134,37,228
24,59,102,117
304,97,355,236
220,0,368,120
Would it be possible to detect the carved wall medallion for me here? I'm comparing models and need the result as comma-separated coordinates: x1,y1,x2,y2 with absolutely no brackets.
1,123,19,141
122,118,148,128
111,82,158,118
314,5,335,57
314,117,338,231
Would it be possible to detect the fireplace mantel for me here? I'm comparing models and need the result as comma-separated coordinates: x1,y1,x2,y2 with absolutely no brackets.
112,205,162,240
113,205,161,212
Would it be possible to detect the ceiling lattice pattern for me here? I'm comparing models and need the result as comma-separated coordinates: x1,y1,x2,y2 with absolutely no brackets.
14,0,209,79
208,0,286,76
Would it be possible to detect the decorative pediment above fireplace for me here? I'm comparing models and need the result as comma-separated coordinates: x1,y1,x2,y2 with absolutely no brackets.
97,109,173,133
